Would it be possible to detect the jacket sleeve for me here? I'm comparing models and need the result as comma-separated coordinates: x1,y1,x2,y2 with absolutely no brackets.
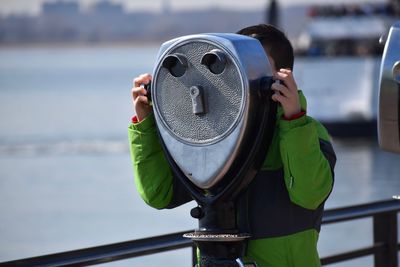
128,113,192,210
128,113,174,209
278,93,336,210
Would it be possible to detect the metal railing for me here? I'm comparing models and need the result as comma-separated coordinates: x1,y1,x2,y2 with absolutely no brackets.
1,199,399,267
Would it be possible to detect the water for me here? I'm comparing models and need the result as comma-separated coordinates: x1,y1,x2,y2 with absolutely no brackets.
0,46,399,267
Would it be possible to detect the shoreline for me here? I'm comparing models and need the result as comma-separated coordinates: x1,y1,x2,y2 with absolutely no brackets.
0,40,164,49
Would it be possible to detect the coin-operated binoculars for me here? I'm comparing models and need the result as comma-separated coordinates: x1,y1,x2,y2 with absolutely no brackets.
378,21,400,154
149,33,277,266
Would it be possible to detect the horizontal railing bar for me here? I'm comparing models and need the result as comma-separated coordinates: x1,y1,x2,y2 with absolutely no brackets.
322,199,400,224
1,199,400,266
0,230,193,267
320,242,385,265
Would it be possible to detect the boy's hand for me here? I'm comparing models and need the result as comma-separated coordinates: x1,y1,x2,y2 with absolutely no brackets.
271,69,301,119
132,73,152,122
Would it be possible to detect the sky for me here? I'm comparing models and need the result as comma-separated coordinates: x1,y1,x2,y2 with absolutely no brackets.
0,0,388,16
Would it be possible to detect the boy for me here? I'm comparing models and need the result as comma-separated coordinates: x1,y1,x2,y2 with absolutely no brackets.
129,24,336,266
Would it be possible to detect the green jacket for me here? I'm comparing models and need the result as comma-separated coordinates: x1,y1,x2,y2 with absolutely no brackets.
128,91,335,267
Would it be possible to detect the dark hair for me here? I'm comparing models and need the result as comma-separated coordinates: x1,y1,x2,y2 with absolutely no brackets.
237,24,294,70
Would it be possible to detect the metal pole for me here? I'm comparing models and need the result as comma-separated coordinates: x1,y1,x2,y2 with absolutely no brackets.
373,212,398,267
266,0,279,27
390,0,400,16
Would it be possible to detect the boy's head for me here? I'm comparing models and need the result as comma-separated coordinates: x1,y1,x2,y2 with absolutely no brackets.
237,24,294,73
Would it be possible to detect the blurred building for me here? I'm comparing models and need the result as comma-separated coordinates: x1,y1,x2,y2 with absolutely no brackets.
0,0,266,44
42,1,80,16
1,0,396,46
90,1,124,16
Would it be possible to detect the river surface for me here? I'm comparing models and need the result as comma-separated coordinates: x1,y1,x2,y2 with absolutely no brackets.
0,46,399,266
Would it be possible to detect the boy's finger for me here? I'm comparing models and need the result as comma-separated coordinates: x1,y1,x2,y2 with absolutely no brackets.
276,72,288,79
279,68,292,74
276,71,297,92
132,86,147,99
134,95,149,106
133,73,152,88
271,92,286,103
271,83,290,97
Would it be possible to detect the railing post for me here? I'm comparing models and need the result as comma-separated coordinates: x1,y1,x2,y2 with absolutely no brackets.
373,212,398,267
